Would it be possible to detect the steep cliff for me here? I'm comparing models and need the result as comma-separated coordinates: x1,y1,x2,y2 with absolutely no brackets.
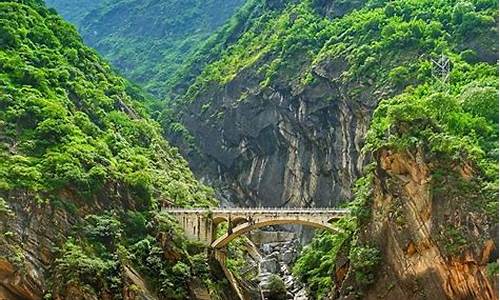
164,0,498,210
0,1,228,299
334,69,499,299
293,60,498,299
345,148,498,300
5,0,497,299
161,0,499,298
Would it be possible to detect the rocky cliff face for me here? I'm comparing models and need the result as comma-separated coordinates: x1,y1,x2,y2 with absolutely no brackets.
255,233,308,299
335,148,498,300
166,1,372,209
166,0,498,212
171,57,379,209
0,191,159,300
163,1,499,297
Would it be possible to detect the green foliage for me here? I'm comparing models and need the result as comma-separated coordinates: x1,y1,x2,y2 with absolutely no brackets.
3,0,498,298
172,261,191,279
461,83,498,124
487,261,499,278
365,66,498,179
292,174,374,299
0,0,216,209
129,235,190,299
122,210,148,242
225,236,248,275
349,168,376,224
46,0,245,97
53,239,121,295
0,197,14,217
267,274,287,300
388,66,410,87
348,244,381,287
0,1,219,298
293,230,345,299
82,213,123,249
172,0,497,107
190,253,210,278
439,226,469,256
51,210,212,299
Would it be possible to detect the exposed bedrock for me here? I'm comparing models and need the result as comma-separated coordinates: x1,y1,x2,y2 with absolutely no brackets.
335,149,499,300
172,59,381,208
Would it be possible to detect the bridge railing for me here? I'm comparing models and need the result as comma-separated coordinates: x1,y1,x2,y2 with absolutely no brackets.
161,207,349,214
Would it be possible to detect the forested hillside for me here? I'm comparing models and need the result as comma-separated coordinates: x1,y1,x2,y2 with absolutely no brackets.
0,0,227,298
162,0,499,298
45,0,246,97
42,0,100,25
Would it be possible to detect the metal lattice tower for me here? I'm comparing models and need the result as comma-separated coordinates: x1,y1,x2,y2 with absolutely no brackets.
431,52,451,84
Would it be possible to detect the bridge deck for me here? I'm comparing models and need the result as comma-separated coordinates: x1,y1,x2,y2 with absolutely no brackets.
162,207,349,214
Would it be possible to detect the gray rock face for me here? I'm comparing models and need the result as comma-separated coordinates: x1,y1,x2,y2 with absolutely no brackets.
249,231,309,299
260,258,278,274
282,249,296,265
172,59,378,208
293,288,309,300
249,230,296,244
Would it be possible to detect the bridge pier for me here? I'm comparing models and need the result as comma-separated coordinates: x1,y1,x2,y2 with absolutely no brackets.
174,212,213,244
166,207,348,300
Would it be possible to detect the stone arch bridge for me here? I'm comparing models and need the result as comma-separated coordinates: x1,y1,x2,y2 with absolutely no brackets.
163,207,349,249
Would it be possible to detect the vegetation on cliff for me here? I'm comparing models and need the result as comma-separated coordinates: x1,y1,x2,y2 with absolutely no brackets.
0,0,221,298
0,0,215,208
167,0,497,101
149,0,498,298
285,0,498,297
161,0,498,178
1,0,498,298
160,0,498,296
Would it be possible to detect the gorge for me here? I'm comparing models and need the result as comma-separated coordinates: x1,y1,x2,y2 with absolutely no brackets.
0,0,498,299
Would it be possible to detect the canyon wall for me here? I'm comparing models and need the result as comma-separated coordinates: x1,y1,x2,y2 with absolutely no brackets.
173,58,377,208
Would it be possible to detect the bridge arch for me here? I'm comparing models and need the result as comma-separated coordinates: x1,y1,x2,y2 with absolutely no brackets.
231,217,249,226
212,216,251,240
213,216,228,225
163,207,348,246
211,217,338,249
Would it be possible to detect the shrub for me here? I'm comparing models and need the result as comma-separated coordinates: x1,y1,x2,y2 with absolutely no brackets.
53,240,120,294
267,274,287,300
349,245,381,287
82,213,123,249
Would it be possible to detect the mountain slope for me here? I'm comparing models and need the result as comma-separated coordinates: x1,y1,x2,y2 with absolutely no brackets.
42,0,101,25
161,0,499,297
0,1,227,299
163,0,498,208
294,65,499,299
45,0,246,97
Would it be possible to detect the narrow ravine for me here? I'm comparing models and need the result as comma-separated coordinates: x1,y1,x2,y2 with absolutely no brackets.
244,229,310,299
1,0,498,299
